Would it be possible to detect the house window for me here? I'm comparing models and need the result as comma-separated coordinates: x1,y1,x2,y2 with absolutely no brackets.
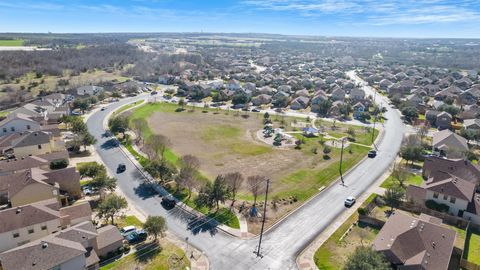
450,197,456,204
10,127,15,132
433,192,439,199
12,232,19,238
38,145,42,149
41,225,47,231
26,125,31,130
2,128,6,133
443,194,448,200
28,228,34,234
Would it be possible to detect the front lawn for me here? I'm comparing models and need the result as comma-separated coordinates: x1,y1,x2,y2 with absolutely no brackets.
99,241,189,270
114,215,144,228
380,172,424,189
314,194,380,269
464,228,480,264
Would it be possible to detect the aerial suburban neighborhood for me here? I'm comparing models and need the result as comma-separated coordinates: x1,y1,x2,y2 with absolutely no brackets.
0,1,480,269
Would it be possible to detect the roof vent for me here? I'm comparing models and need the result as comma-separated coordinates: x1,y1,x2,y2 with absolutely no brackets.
432,242,436,248
42,242,48,249
16,207,21,214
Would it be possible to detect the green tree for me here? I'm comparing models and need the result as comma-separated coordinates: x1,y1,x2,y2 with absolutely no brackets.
399,145,423,165
346,127,356,139
317,100,332,117
343,246,390,270
90,174,117,198
401,106,419,123
97,194,128,225
108,116,129,137
71,118,88,134
72,98,91,114
80,133,96,151
178,98,185,110
232,92,249,105
145,159,177,183
384,184,405,211
143,216,167,241
197,175,230,211
78,162,106,178
460,128,478,143
439,104,460,118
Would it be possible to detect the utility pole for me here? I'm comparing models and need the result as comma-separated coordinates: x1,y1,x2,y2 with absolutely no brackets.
339,138,345,185
371,88,378,145
256,178,270,257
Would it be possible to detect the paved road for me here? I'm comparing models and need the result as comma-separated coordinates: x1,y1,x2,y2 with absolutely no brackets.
86,72,405,270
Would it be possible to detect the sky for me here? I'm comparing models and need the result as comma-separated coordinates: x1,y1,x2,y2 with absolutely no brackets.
1,0,479,38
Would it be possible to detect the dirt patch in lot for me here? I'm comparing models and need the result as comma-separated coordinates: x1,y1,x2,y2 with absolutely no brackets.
148,111,310,194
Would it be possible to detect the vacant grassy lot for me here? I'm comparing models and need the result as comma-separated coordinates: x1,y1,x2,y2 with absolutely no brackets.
114,215,144,229
0,39,24,46
100,241,189,270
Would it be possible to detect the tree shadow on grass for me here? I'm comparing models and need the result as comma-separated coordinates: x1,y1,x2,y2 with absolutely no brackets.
134,242,162,264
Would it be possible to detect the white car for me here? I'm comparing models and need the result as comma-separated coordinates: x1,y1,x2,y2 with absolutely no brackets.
120,226,136,237
344,196,356,207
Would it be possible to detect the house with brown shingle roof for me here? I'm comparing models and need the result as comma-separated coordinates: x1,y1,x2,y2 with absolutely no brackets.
0,198,92,254
432,129,468,159
373,211,456,270
0,150,69,176
0,220,123,270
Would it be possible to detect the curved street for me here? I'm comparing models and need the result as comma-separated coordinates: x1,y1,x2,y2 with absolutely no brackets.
86,72,405,270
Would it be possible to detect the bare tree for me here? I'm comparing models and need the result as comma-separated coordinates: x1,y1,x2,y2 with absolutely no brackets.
392,164,409,188
225,172,244,207
131,118,147,144
145,134,170,160
181,154,200,171
247,175,266,207
175,155,201,198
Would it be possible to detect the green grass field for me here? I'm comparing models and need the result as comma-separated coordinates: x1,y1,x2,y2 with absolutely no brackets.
114,215,144,228
115,99,144,116
465,228,480,264
0,39,24,46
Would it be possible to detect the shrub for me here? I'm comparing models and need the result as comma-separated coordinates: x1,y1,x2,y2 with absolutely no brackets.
357,207,368,215
50,159,69,170
425,200,450,213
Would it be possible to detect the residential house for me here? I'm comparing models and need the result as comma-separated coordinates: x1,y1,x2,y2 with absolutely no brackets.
432,130,468,158
0,131,59,158
290,96,309,110
349,88,365,101
425,110,440,126
226,79,241,91
330,88,345,101
422,156,480,186
0,220,121,270
405,93,424,108
464,119,480,131
459,104,480,120
310,91,329,113
378,79,393,90
328,101,344,118
0,198,92,253
76,85,103,96
252,94,272,106
373,211,456,270
0,150,69,176
294,89,309,98
353,102,366,120
0,114,41,137
435,111,452,130
458,88,480,105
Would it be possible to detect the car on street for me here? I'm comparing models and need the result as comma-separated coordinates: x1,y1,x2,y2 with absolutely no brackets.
344,196,356,207
368,150,377,158
125,229,147,244
120,226,136,237
100,107,106,111
161,195,176,208
117,163,126,173
251,108,260,112
151,91,158,95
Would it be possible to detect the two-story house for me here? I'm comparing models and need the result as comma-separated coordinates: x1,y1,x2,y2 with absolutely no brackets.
0,114,41,137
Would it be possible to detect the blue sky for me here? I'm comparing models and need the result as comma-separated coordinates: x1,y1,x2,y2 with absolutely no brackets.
1,0,479,38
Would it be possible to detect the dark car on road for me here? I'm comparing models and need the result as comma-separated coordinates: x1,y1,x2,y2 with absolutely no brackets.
151,91,158,95
125,229,147,244
368,150,377,158
251,108,260,112
117,163,126,173
161,195,176,208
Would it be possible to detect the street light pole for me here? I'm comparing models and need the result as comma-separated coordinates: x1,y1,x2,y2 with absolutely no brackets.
339,138,345,185
256,178,270,257
371,87,378,145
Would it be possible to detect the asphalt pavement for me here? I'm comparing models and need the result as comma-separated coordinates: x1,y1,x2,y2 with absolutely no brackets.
86,72,405,270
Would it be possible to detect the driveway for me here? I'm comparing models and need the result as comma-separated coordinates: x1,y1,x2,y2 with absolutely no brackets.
86,71,405,269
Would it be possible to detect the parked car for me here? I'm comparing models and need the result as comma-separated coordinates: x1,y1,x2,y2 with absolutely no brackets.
120,226,136,237
117,163,126,173
251,108,260,112
100,107,106,111
368,150,377,158
161,195,176,208
344,196,356,207
151,91,158,95
126,229,147,244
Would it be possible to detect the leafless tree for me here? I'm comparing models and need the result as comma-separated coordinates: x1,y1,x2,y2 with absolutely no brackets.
392,164,409,188
225,172,244,207
145,134,170,160
131,118,147,144
175,155,201,198
247,175,266,206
